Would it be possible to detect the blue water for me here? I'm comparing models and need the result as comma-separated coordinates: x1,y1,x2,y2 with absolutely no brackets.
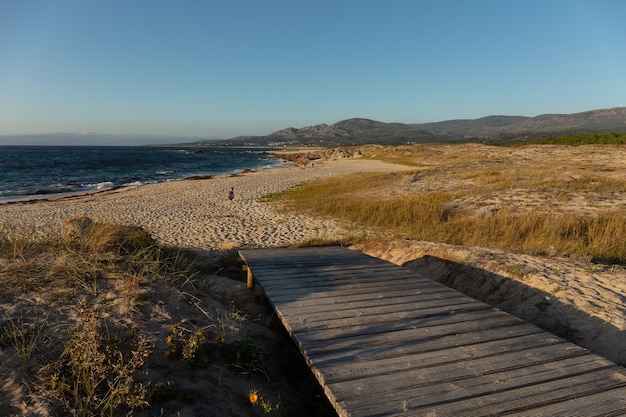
0,146,281,203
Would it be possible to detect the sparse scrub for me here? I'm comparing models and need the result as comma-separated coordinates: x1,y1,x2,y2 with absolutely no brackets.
0,224,55,260
37,304,153,417
0,222,201,416
165,321,220,367
269,163,626,264
1,313,62,372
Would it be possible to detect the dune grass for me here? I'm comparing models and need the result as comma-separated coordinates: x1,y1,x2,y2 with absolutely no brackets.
269,146,626,264
1,220,331,416
0,223,202,416
0,222,189,416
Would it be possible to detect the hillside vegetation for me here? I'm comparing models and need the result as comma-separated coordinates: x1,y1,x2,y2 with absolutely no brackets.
519,132,626,145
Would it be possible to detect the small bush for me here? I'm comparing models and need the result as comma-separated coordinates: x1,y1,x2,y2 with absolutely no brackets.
37,305,153,417
165,322,220,367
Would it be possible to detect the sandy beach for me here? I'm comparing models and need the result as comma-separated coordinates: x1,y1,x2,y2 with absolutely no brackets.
0,158,407,250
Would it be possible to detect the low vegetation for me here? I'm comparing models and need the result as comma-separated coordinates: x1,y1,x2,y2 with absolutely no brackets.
0,223,166,416
521,132,626,145
487,132,626,146
269,143,626,265
0,222,333,416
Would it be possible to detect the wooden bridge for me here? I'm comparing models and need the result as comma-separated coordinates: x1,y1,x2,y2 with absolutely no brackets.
239,246,626,417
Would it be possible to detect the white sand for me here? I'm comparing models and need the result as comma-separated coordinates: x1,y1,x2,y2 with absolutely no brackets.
0,158,408,250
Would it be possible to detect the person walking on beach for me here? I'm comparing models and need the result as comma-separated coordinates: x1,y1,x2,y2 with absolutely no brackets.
228,187,234,201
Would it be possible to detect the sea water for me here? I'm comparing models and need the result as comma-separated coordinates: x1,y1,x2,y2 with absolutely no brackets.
0,146,282,203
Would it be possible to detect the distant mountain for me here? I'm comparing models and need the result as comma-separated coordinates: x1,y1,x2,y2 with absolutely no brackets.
200,107,626,147
206,118,461,147
410,107,626,138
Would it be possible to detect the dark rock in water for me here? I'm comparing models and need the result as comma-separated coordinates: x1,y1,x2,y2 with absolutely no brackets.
185,175,214,180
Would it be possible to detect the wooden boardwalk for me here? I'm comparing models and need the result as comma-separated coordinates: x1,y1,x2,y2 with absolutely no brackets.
239,246,626,417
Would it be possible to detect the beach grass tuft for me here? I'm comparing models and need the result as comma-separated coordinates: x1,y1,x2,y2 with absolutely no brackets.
0,222,194,416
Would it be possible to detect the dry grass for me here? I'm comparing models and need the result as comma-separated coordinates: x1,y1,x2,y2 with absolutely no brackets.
0,221,333,416
0,222,185,416
271,144,626,264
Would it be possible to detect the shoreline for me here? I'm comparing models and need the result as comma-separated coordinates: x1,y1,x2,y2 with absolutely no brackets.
0,157,409,250
0,145,288,206
0,147,335,206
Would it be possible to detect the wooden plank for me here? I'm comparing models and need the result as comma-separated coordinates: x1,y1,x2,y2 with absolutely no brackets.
277,301,486,338
239,247,626,417
342,361,623,416
251,268,434,293
294,308,509,342
326,345,594,402
323,342,588,390
300,315,527,357
238,247,377,268
245,260,415,275
404,368,626,417
261,275,445,302
505,386,626,417
306,323,544,367
273,291,471,317
317,332,568,384
287,301,492,333
268,284,451,307
255,269,431,288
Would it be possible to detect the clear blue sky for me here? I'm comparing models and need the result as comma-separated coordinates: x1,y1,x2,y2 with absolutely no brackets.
1,0,625,144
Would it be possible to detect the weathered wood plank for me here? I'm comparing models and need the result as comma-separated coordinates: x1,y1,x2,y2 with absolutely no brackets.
251,268,434,292
276,301,489,341
305,322,544,367
261,277,445,303
273,291,470,317
294,308,508,342
505,386,626,417
326,343,588,392
326,345,594,402
300,315,526,357
317,332,568,384
402,368,626,417
238,247,377,268
343,362,623,416
288,301,492,333
239,247,626,417
268,284,451,308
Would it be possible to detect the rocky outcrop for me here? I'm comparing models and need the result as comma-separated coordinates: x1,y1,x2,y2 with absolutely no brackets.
62,216,94,241
274,146,370,165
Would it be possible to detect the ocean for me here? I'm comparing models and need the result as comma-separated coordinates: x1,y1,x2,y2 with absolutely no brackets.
0,146,282,203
